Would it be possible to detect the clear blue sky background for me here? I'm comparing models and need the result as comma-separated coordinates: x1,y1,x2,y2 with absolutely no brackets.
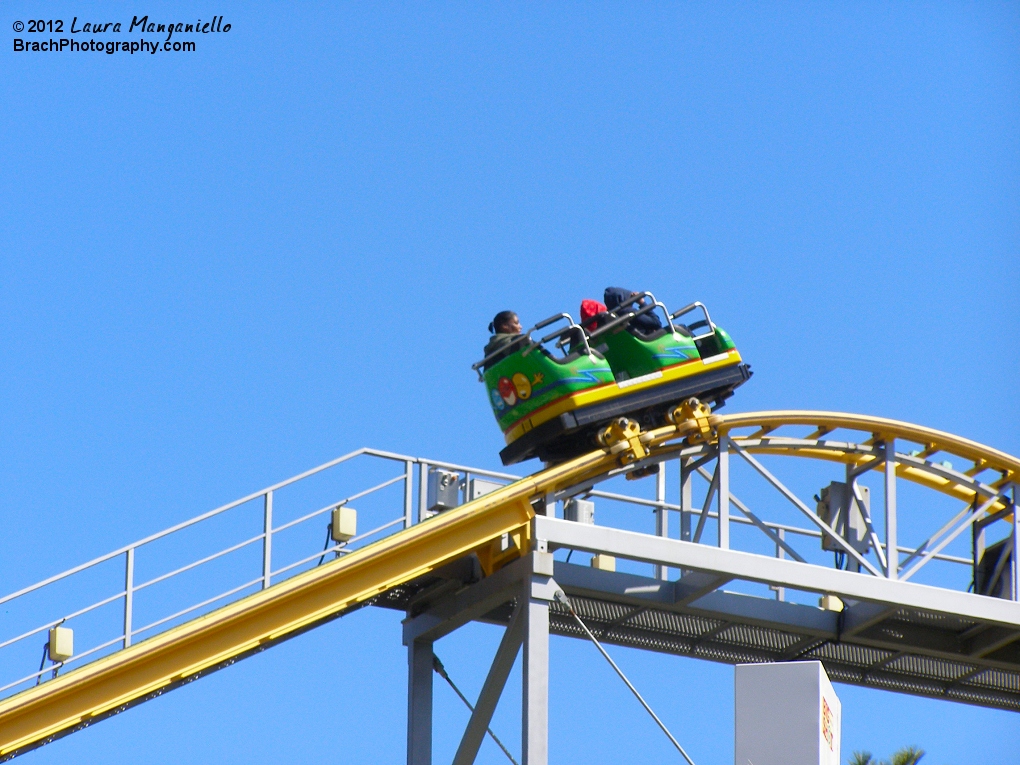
2,2,1018,763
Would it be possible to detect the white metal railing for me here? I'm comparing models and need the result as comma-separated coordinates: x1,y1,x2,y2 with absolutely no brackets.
0,449,518,700
1,432,1005,702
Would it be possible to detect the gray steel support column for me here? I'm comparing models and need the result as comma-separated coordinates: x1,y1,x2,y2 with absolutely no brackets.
407,638,434,765
522,579,549,765
680,457,693,543
452,606,524,765
655,466,669,580
718,436,730,549
885,439,898,580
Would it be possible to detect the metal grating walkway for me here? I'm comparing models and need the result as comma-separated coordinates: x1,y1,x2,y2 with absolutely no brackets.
381,570,1020,711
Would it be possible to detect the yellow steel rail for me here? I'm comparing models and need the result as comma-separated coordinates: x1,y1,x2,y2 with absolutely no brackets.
720,410,1019,471
0,447,614,760
715,412,1018,513
0,411,1015,758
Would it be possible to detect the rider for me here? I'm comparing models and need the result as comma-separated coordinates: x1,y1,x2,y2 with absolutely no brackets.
603,287,663,335
482,311,525,369
579,299,608,332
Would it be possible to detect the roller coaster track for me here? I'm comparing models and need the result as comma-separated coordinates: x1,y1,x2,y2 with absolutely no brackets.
0,411,1017,761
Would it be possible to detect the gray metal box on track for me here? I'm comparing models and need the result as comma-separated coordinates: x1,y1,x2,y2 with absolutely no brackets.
426,469,460,513
563,498,595,524
817,482,869,553
467,478,502,502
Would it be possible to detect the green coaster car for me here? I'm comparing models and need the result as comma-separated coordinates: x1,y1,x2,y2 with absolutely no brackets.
473,294,752,465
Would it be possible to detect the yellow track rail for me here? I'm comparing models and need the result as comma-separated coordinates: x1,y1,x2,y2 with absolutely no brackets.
711,411,1016,513
0,411,1015,758
0,448,614,760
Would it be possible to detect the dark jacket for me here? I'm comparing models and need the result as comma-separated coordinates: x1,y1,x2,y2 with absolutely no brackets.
482,333,526,370
604,287,662,335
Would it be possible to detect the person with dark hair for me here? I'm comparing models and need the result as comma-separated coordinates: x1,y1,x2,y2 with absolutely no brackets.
604,286,663,335
488,310,520,336
482,310,525,369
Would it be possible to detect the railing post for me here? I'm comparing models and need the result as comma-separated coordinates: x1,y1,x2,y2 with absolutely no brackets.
262,491,273,589
679,457,692,542
844,462,864,574
418,462,429,523
655,464,668,579
123,548,134,648
718,435,730,549
404,460,415,529
1011,483,1019,601
773,530,785,602
884,439,898,579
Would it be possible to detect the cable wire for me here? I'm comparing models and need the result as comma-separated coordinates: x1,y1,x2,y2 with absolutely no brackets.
432,654,520,765
554,590,697,765
316,522,348,567
35,644,48,686
316,524,333,567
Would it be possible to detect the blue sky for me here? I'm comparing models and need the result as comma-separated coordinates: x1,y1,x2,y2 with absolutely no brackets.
2,2,1018,763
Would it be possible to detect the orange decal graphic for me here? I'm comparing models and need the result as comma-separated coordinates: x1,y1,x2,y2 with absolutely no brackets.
821,697,834,751
512,372,532,400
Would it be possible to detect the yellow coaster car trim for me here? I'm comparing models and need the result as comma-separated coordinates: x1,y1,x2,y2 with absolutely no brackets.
503,350,743,445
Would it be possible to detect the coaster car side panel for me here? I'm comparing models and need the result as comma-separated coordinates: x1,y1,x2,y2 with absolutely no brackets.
483,347,616,435
500,353,752,465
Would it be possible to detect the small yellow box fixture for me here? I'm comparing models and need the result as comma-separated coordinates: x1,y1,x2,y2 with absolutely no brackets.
819,594,844,612
590,554,616,573
48,626,74,662
331,506,357,543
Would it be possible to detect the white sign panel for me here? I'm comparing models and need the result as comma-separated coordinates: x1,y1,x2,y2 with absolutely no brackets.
735,661,841,765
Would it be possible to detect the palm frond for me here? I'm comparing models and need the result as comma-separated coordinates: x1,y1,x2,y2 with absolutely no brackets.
889,746,925,765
